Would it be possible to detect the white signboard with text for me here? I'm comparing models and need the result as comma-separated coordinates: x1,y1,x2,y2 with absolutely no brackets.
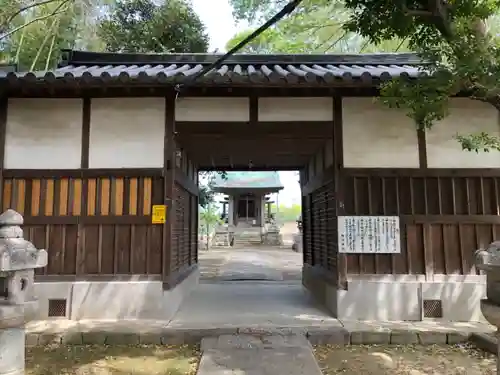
338,216,401,254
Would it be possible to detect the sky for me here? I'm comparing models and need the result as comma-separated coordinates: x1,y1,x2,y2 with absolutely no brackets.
190,0,302,207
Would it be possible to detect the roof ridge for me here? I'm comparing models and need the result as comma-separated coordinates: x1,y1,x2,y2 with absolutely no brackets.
60,49,424,68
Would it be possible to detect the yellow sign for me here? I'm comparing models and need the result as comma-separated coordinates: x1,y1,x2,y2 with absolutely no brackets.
152,205,167,224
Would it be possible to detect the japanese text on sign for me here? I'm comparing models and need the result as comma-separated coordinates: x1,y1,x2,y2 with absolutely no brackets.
152,205,167,224
338,216,400,254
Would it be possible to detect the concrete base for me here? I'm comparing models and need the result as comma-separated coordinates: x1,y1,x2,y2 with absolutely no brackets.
33,269,199,321
303,266,487,322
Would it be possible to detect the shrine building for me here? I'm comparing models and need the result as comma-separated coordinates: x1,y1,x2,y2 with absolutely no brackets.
0,49,498,322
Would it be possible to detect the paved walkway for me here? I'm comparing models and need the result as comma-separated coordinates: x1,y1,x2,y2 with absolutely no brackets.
198,334,322,375
198,247,302,282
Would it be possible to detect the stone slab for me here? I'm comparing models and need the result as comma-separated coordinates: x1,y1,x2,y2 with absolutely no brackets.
197,347,322,375
470,332,497,354
0,328,24,375
201,334,312,351
24,318,496,347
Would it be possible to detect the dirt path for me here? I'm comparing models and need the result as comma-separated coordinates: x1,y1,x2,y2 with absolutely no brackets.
314,344,496,375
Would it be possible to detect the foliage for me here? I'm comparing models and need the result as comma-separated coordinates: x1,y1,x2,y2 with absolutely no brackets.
198,171,227,208
229,0,500,152
270,203,301,222
98,0,209,53
227,0,410,53
199,203,222,249
1,0,109,70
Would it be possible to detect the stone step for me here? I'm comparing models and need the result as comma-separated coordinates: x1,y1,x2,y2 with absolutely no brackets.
197,335,322,375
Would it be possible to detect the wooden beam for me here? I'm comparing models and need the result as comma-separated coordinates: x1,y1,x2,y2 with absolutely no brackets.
162,94,176,288
342,168,500,177
176,121,333,135
3,168,163,178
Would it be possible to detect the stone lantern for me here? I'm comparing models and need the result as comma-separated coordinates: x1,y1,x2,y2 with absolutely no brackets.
475,241,500,371
0,209,47,375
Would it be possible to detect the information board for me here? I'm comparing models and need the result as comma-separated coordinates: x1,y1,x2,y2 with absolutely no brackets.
338,216,401,254
152,205,167,224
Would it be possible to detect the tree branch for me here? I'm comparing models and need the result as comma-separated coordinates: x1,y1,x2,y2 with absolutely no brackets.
3,0,63,28
0,0,70,41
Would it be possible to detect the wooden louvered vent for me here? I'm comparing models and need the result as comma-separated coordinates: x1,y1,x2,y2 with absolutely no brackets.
310,181,337,280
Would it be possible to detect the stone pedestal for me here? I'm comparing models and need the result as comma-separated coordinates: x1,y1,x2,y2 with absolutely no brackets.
475,241,500,374
0,210,48,375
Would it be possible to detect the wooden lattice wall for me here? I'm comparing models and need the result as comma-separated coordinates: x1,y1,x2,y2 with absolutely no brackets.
2,171,165,277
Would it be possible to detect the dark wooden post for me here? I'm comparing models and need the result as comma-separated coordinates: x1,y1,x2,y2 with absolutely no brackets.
76,98,91,275
333,95,346,289
163,93,176,288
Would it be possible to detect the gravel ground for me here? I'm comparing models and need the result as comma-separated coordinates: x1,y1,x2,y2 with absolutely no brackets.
313,344,496,375
26,344,200,375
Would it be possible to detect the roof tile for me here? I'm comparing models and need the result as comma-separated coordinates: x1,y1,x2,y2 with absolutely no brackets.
0,50,429,86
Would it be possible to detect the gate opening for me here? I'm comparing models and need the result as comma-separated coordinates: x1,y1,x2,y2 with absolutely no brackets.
197,170,303,283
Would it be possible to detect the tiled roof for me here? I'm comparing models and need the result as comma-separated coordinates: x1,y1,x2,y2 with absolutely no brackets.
0,49,429,86
213,172,283,190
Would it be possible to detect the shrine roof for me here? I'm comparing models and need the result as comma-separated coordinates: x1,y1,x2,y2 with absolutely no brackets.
0,49,428,87
213,171,283,191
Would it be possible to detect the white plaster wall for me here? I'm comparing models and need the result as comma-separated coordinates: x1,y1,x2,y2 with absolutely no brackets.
89,98,164,168
5,99,82,169
426,99,500,168
34,269,199,320
258,97,333,121
175,97,249,121
342,98,420,168
330,275,487,322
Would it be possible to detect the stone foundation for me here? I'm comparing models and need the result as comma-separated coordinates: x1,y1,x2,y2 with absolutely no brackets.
303,266,487,322
262,231,282,246
33,269,199,321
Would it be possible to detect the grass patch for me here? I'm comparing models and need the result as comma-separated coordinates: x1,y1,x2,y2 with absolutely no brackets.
26,344,200,375
314,344,496,375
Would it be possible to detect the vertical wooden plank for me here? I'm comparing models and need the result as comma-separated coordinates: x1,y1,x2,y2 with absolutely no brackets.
87,178,96,215
143,177,152,215
123,177,130,215
23,179,32,217
100,178,110,215
72,179,82,215
44,180,54,216
59,178,69,215
115,178,124,215
31,179,40,216
129,178,138,215
163,94,176,287
16,179,25,214
2,179,11,210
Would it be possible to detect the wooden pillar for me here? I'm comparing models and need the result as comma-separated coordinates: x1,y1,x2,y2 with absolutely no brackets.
0,97,7,212
163,94,176,288
76,98,91,275
333,95,346,289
